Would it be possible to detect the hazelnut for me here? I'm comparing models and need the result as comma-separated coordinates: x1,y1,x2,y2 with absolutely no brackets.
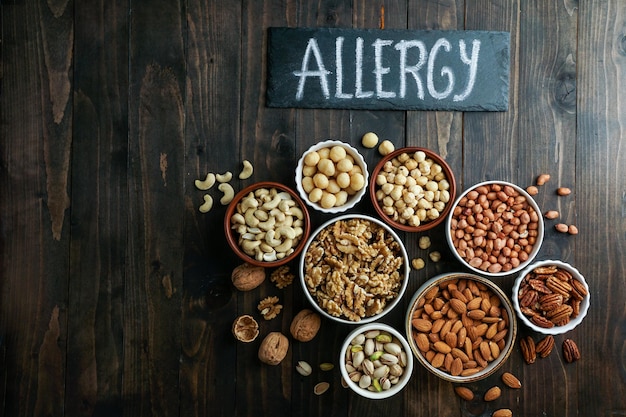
231,263,265,291
289,309,321,342
258,332,289,365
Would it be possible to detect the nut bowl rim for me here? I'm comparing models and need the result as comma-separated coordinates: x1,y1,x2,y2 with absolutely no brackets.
298,213,410,325
512,259,590,335
339,322,414,399
295,139,369,214
404,272,518,383
369,146,457,233
224,181,311,268
445,180,545,277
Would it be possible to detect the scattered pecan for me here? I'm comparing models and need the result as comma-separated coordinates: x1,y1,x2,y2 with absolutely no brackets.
562,339,581,363
535,335,555,358
520,335,537,364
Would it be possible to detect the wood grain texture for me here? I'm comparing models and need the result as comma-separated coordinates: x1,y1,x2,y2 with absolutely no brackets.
1,1,626,417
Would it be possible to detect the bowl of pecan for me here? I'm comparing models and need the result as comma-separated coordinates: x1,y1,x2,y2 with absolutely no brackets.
225,181,311,267
405,272,517,383
445,181,544,277
295,140,369,213
299,214,410,324
369,147,456,232
512,260,590,335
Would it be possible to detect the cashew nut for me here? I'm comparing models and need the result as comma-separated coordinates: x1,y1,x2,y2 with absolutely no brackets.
263,252,277,262
195,173,216,191
216,171,233,183
274,238,293,253
198,194,214,213
265,230,282,247
241,239,261,254
289,207,304,220
262,194,282,210
240,193,259,211
230,213,245,225
244,208,260,227
218,183,235,205
239,160,254,180
257,216,276,232
275,226,296,240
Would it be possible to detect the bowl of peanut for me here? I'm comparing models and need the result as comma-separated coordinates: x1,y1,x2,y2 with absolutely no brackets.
512,260,590,335
225,181,311,267
299,214,410,324
446,180,544,277
369,147,456,232
295,140,368,213
340,323,414,399
405,272,517,383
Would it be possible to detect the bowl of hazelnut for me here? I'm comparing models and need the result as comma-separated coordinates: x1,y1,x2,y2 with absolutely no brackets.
512,260,590,335
445,180,544,277
224,181,311,268
369,147,456,232
295,140,368,213
340,323,413,399
405,272,517,383
299,214,410,325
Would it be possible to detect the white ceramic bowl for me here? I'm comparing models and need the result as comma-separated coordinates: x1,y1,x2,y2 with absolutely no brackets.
405,272,517,383
445,180,544,277
340,323,414,399
295,140,368,213
299,214,410,325
512,259,590,335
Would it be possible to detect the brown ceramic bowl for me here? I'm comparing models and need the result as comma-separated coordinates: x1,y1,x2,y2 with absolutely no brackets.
405,272,517,383
369,147,456,232
224,181,311,267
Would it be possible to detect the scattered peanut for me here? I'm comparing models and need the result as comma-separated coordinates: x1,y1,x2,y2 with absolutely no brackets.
556,187,571,196
526,185,538,196
361,132,379,148
198,194,214,213
544,210,559,219
239,160,254,179
195,173,216,190
568,225,578,235
555,223,569,233
536,174,551,185
378,140,395,156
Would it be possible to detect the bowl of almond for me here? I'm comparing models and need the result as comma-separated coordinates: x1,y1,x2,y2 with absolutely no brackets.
405,272,517,383
512,259,590,335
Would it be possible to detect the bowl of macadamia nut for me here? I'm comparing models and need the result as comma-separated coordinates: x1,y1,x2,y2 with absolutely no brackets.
225,181,311,267
340,323,414,399
445,180,544,277
405,272,517,383
512,260,590,335
299,214,410,325
295,140,369,213
369,147,456,232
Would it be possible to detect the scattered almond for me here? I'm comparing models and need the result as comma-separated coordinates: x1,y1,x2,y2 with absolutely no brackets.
536,174,551,185
484,386,502,401
501,372,522,389
544,210,559,219
556,187,571,196
454,386,474,401
492,409,513,417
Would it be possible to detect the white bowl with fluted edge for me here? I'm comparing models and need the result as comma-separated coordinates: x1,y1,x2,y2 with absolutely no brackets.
340,323,414,399
512,259,590,335
295,140,368,214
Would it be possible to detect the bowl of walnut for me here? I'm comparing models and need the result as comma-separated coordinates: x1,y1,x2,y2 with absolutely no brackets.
295,140,369,213
512,260,590,335
340,323,414,399
369,147,456,232
225,181,311,268
299,214,410,324
405,272,517,383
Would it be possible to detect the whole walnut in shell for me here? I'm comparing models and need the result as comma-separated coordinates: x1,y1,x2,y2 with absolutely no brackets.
290,309,321,342
231,263,265,291
258,332,289,365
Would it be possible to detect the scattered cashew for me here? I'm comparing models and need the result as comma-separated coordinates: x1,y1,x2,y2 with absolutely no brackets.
198,194,214,213
239,160,254,180
218,183,235,205
195,173,216,191
216,171,233,183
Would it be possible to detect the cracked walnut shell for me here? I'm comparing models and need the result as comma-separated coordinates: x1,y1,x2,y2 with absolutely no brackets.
231,263,266,291
258,332,289,365
290,309,321,342
232,314,259,343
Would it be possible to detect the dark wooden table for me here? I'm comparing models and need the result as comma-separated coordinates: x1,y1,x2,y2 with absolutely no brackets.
2,1,625,416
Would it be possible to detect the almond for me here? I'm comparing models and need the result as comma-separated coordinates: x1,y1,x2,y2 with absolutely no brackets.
454,386,474,401
501,372,522,389
484,386,501,401
492,409,513,417
450,298,467,314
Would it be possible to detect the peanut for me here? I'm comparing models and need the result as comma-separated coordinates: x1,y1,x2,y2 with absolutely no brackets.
526,185,539,196
536,174,551,185
555,223,569,233
449,183,539,273
544,210,559,219
556,187,572,196
568,225,579,235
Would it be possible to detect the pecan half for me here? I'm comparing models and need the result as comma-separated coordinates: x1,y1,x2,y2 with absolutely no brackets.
531,315,555,329
547,304,573,325
535,335,555,358
562,339,581,363
520,335,537,364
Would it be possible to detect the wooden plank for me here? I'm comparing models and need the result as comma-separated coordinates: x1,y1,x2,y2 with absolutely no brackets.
0,1,73,416
66,0,129,415
126,1,185,416
180,0,242,416
576,0,626,415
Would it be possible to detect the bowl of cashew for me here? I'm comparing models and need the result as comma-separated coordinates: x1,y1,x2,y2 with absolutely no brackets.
224,181,311,267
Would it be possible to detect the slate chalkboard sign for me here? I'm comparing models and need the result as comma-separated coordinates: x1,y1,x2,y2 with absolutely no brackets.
267,27,510,111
